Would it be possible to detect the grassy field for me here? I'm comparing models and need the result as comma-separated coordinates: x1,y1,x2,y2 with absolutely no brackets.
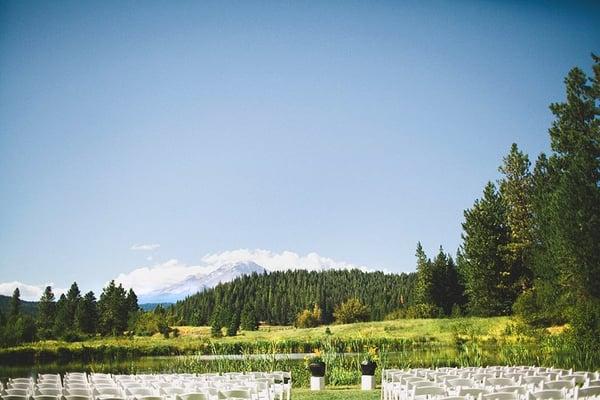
174,316,512,344
0,316,515,360
293,387,379,400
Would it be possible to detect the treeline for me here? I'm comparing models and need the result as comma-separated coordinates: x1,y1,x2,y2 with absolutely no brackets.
0,280,141,347
414,55,600,351
173,269,416,327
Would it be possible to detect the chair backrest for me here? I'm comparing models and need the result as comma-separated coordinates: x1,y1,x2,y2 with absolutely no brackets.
2,395,29,400
447,379,476,388
5,389,29,396
218,389,251,400
36,384,61,389
523,377,546,386
32,395,60,400
95,388,122,396
562,375,586,385
11,379,33,385
529,390,565,400
64,395,92,400
413,386,446,398
544,381,574,390
8,384,31,390
502,373,525,382
176,393,209,400
95,397,125,400
36,388,62,396
495,386,527,395
481,392,517,400
487,379,516,388
65,384,89,390
473,374,496,382
458,388,488,397
66,389,91,396
39,375,60,380
161,388,184,396
409,381,439,390
135,396,163,400
128,388,155,397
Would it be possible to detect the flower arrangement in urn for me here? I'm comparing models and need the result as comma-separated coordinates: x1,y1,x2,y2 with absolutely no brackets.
360,346,379,376
305,349,326,377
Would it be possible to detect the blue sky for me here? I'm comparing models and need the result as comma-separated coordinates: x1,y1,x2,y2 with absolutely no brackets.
0,0,598,300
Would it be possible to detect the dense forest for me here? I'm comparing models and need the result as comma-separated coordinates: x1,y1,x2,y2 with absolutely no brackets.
173,269,417,327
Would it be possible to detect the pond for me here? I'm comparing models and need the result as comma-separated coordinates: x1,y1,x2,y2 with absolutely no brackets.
0,344,478,381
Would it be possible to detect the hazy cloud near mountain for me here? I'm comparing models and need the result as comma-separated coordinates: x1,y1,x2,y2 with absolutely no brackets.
0,281,67,301
114,249,369,300
200,249,363,272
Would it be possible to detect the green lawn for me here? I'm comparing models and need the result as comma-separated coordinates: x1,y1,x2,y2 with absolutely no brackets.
293,387,380,400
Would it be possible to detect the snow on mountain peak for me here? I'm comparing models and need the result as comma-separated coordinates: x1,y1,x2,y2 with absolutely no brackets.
139,261,266,303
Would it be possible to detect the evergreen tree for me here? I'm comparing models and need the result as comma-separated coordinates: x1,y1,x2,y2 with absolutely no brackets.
430,247,465,315
125,288,139,330
13,315,36,343
529,55,600,349
53,294,70,337
37,286,56,339
76,291,98,335
498,143,534,294
226,311,240,336
210,306,224,338
97,280,129,336
10,288,21,318
65,282,82,328
240,304,259,331
413,242,434,305
459,182,512,316
126,289,139,313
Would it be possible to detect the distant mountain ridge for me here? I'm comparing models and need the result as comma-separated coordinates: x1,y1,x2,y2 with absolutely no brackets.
140,261,266,303
0,294,38,316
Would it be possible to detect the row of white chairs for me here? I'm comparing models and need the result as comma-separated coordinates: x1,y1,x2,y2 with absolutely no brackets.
382,367,600,400
1,372,292,400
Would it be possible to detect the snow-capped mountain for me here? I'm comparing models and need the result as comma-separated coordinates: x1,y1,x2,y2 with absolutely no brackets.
139,261,266,303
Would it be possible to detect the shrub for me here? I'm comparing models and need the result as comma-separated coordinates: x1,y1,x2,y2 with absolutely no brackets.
450,304,463,318
295,304,322,328
385,308,407,320
513,286,567,326
405,303,443,319
568,297,600,353
333,298,369,324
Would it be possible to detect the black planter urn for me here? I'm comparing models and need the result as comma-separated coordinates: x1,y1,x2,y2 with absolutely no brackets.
360,361,377,376
309,361,326,377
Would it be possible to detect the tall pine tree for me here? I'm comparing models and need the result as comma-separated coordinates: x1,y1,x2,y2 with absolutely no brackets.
37,286,56,339
498,143,534,295
459,182,512,316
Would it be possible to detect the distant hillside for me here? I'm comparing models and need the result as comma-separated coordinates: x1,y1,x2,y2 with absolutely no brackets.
174,268,416,325
0,295,38,316
139,302,174,311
